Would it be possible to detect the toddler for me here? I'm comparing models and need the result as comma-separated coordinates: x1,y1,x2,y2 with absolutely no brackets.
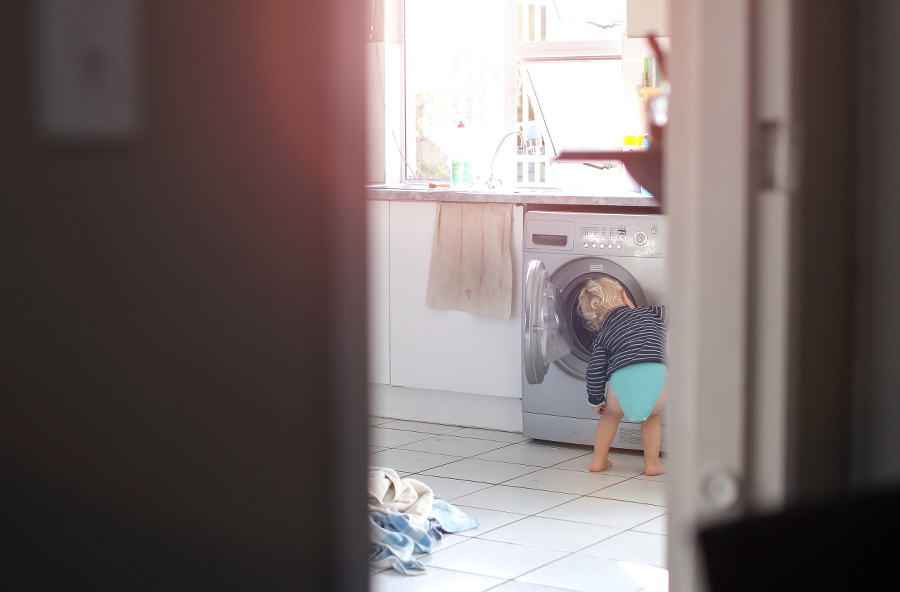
578,277,668,476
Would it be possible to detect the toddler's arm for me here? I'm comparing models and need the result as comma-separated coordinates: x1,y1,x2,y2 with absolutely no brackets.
586,348,609,409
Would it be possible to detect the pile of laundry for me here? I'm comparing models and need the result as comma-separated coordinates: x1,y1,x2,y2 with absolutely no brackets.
368,467,479,575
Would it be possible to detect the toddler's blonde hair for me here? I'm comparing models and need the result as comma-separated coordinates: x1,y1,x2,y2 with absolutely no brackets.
578,277,627,331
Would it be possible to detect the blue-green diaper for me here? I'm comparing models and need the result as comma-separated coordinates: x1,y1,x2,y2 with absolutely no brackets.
609,363,667,421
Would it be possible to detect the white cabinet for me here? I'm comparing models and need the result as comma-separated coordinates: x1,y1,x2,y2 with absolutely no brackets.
368,200,524,413
388,201,524,398
367,200,391,385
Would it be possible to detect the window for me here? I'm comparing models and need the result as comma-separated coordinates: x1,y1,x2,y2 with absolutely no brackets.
404,0,505,182
402,0,660,193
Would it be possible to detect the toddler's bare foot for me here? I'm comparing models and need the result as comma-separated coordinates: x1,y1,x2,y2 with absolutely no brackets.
644,459,667,476
589,457,612,472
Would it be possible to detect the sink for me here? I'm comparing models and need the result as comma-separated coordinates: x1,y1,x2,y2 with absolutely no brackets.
367,183,431,190
509,186,563,193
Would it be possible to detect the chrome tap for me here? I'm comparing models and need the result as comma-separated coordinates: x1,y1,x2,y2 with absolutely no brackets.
485,127,543,190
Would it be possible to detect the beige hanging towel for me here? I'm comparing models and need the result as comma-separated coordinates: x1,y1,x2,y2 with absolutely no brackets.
425,202,514,319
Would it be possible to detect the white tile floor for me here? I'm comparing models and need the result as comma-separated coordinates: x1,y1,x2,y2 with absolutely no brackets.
369,417,668,592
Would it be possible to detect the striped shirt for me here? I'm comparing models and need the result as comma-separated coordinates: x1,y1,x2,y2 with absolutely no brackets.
585,305,668,409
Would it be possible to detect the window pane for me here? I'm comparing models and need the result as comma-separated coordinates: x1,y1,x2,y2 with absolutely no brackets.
516,57,645,193
517,0,626,42
406,0,506,181
521,58,625,152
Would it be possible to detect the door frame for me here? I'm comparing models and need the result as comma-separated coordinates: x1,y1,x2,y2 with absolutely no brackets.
667,0,859,589
665,0,796,589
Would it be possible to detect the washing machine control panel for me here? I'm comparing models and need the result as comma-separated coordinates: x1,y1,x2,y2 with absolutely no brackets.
576,223,663,257
524,213,666,257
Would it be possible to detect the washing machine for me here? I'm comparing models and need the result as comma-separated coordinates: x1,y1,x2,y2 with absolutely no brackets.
522,210,668,450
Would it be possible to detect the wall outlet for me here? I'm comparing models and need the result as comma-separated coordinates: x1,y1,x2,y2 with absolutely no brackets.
36,0,140,139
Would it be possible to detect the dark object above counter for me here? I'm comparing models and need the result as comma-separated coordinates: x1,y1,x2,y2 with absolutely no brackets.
556,147,662,202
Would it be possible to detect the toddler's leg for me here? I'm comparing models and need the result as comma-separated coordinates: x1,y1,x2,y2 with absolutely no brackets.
590,387,623,472
641,386,668,476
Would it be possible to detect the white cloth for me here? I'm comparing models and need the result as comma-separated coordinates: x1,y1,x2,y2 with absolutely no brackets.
425,202,514,319
367,468,434,527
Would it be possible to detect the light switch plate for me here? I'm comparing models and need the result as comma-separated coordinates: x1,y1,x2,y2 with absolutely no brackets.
36,0,141,139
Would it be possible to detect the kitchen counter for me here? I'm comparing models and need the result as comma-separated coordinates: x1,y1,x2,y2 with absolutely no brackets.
366,184,662,209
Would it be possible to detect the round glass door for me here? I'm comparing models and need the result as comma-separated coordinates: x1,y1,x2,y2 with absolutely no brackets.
524,260,572,384
549,258,647,381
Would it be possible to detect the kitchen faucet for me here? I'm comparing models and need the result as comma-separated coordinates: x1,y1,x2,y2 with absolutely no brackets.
485,126,543,190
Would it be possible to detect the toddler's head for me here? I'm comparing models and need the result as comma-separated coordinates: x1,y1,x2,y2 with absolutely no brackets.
578,277,628,331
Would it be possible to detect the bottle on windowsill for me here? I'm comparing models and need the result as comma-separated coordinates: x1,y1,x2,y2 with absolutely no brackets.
451,121,472,188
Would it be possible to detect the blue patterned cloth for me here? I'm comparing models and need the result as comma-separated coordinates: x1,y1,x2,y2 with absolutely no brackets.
369,499,479,575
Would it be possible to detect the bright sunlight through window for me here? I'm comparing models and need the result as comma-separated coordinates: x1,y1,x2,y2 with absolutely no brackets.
405,0,657,195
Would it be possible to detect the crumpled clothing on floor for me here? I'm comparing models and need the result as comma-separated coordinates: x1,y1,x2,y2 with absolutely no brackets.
368,467,479,575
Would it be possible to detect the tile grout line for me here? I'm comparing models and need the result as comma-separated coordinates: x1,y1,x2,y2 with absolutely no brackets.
373,436,661,498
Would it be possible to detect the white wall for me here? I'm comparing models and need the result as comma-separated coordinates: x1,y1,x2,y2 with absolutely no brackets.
365,0,404,183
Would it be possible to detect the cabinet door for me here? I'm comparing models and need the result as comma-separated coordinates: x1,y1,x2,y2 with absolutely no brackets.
389,201,523,398
367,200,391,385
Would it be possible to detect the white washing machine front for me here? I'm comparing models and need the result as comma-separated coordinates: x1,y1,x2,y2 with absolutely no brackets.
521,211,668,449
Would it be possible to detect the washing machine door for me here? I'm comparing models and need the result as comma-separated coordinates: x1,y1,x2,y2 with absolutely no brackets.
524,260,572,384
